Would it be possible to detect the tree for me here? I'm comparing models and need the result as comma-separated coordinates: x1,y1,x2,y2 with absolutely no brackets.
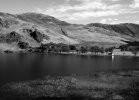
90,46,95,53
62,45,69,52
105,47,115,55
99,47,105,54
69,45,76,50
119,44,129,51
94,46,99,54
18,41,29,49
57,43,70,52
80,46,88,53
130,46,139,56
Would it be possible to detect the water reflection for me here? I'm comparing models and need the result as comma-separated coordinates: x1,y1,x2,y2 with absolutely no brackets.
112,55,114,61
0,54,139,82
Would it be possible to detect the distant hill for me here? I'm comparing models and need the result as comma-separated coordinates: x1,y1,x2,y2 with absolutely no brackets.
87,23,139,41
0,12,139,51
17,13,70,26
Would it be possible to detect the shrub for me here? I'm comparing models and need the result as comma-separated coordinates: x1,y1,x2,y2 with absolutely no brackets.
18,41,29,49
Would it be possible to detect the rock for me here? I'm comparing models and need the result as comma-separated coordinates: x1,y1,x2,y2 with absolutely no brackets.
23,28,49,42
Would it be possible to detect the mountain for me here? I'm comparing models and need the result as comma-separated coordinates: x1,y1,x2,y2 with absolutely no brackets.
17,13,70,26
0,12,139,51
87,23,139,41
16,13,128,44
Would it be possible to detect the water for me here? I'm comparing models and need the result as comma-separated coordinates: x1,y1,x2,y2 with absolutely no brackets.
0,53,139,83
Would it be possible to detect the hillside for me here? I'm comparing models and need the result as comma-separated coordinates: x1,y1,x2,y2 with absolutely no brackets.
0,12,139,51
16,13,128,44
87,23,139,41
17,13,70,26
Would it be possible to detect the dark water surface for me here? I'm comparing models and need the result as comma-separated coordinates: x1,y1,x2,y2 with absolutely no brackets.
0,53,139,83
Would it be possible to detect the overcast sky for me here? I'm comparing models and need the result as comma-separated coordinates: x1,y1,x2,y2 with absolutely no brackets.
0,0,139,24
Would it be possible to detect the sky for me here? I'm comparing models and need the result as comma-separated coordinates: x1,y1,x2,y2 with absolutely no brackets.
0,0,139,24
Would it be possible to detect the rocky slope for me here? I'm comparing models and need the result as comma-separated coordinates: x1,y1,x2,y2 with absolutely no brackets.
16,13,128,44
0,12,139,51
87,23,139,41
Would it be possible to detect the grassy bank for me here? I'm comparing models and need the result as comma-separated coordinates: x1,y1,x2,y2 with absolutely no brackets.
57,52,139,57
0,71,139,100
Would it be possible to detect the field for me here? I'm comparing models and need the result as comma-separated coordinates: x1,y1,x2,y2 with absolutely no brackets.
0,71,139,100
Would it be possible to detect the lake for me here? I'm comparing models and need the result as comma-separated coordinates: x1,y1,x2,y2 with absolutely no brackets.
0,53,139,83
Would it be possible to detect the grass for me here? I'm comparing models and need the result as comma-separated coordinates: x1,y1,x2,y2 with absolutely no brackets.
0,71,139,100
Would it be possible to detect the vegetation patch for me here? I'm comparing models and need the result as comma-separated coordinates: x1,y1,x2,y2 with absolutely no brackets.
0,31,22,43
0,71,139,100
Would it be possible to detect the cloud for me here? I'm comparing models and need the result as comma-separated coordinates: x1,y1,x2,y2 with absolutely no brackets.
130,0,139,8
136,21,139,24
100,19,107,23
36,7,119,22
100,18,119,24
35,0,139,24
36,0,120,19
72,11,118,18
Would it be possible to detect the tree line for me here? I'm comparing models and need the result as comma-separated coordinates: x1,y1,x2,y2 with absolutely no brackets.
119,44,139,55
19,41,139,55
27,43,116,54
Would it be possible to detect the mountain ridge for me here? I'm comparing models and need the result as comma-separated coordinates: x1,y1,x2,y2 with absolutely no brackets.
0,12,139,51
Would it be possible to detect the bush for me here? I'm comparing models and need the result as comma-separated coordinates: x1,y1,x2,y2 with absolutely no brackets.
18,41,29,49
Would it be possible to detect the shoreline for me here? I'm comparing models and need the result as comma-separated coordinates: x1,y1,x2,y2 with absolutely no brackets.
55,52,139,57
2,50,139,57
